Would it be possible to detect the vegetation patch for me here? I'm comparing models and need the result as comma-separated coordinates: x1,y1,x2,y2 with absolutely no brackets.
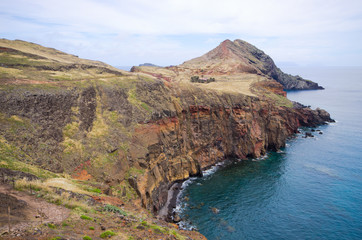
116,180,138,201
138,220,186,240
50,237,62,240
149,224,168,234
80,215,93,221
100,230,116,238
14,178,91,212
127,88,152,113
0,66,26,79
48,223,56,229
265,92,293,108
63,121,80,138
87,187,102,194
0,138,57,179
103,204,127,216
126,167,145,178
190,75,216,83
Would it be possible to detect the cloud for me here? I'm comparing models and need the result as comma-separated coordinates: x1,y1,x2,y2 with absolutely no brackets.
1,0,362,66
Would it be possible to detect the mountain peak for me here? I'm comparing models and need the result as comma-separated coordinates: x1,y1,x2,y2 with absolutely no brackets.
203,39,235,60
220,39,234,49
181,39,323,90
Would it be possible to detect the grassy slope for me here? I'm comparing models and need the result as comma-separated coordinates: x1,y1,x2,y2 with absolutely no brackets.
0,38,158,90
0,39,206,239
0,38,115,67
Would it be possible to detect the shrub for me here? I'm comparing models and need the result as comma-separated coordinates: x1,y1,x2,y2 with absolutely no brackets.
150,224,167,234
83,236,92,240
100,230,116,238
87,187,102,194
190,76,199,82
47,223,56,229
103,204,127,216
190,76,216,83
80,215,93,220
89,226,95,230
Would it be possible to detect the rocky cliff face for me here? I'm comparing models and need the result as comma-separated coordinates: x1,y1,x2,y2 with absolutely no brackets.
0,39,333,220
0,81,333,215
125,84,332,213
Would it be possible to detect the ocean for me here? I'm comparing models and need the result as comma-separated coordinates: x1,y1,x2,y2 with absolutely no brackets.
176,67,362,240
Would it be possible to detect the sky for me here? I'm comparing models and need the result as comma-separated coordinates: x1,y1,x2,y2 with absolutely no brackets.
1,0,362,67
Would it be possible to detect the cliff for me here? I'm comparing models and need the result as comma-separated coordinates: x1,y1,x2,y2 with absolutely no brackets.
0,39,333,238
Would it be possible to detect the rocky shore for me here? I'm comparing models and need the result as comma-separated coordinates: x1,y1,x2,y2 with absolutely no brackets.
158,102,334,223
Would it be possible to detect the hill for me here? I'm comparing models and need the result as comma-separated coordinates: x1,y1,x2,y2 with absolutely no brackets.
132,39,323,92
182,39,323,90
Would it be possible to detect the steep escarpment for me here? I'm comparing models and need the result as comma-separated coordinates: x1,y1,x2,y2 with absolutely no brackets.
125,85,332,214
0,79,333,215
0,38,333,235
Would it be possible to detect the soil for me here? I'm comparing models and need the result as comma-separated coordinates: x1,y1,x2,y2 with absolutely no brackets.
0,183,206,240
0,184,70,236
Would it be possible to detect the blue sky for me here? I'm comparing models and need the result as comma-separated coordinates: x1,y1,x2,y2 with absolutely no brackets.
1,0,362,67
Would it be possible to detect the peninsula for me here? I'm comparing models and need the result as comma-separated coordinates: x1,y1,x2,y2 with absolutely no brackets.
0,38,332,239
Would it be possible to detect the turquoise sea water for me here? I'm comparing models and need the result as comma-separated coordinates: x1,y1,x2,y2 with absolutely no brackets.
177,67,362,240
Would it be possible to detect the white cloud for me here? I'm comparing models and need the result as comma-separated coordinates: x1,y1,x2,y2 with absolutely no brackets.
1,0,362,65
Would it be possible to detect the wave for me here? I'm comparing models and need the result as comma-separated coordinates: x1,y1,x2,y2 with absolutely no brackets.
252,153,269,161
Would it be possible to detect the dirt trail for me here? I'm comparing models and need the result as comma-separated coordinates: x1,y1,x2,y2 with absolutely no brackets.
0,184,70,235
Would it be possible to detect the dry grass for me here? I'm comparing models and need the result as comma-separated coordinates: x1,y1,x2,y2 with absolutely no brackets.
0,39,103,66
134,64,264,96
0,38,130,86
44,178,89,195
0,66,26,78
133,66,177,78
190,74,262,96
264,92,293,108
15,178,92,212
15,178,50,192
88,96,109,139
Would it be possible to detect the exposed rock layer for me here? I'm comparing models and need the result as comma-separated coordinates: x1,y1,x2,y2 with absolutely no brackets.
0,81,333,215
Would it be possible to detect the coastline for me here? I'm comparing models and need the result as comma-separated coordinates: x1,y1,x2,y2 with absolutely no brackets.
159,160,234,223
159,124,333,225
158,181,184,222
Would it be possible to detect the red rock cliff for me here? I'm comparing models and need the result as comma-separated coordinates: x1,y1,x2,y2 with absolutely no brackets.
0,80,333,217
